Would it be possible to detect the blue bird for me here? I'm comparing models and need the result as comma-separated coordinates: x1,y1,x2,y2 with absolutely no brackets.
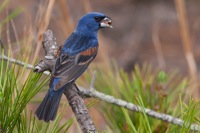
35,12,112,122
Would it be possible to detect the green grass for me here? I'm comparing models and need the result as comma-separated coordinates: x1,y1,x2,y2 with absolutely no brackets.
0,53,74,133
80,64,200,133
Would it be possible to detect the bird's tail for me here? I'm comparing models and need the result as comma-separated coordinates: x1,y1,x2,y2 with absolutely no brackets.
35,88,64,122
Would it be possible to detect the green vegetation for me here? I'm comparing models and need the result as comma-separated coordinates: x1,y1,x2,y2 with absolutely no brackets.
0,53,74,133
81,64,200,133
1,56,200,132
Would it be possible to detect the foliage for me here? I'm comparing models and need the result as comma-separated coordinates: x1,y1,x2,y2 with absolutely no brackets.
0,53,74,133
81,64,200,133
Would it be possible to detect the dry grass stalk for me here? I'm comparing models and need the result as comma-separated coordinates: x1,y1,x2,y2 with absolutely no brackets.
6,8,13,57
81,0,92,12
32,0,55,63
11,19,20,54
58,0,74,34
174,0,197,80
152,21,165,69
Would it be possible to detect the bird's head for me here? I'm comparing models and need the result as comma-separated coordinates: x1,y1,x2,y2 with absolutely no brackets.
75,12,113,35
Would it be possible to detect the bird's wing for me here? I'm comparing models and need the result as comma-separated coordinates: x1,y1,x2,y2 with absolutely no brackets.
50,46,98,91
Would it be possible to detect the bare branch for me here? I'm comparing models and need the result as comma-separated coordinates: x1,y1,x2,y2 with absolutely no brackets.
33,30,59,73
0,54,50,75
1,55,199,132
78,87,199,131
64,84,97,133
1,29,199,132
34,30,97,133
0,29,97,133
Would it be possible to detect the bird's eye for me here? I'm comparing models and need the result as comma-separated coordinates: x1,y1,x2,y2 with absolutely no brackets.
94,16,105,22
94,17,100,21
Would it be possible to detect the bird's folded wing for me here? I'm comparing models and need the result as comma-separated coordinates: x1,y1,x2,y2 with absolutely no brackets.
50,46,98,91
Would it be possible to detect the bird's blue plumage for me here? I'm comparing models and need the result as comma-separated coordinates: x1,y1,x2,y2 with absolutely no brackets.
35,12,112,122
62,32,98,55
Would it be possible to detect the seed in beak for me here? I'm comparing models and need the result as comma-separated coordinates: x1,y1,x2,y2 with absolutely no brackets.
100,17,113,28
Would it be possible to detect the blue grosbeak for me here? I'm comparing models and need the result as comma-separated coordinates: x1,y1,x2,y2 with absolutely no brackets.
35,12,112,122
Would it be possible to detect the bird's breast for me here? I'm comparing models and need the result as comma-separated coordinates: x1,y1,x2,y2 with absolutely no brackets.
63,33,98,55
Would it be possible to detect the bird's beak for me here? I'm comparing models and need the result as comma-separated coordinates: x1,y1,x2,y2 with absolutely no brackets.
100,17,113,28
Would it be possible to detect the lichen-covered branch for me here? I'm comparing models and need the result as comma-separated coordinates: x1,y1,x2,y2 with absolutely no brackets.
0,30,199,132
64,84,97,133
1,54,200,132
78,87,199,131
33,30,59,73
33,30,97,133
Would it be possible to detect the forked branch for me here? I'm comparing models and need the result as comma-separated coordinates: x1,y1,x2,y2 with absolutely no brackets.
0,30,199,132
